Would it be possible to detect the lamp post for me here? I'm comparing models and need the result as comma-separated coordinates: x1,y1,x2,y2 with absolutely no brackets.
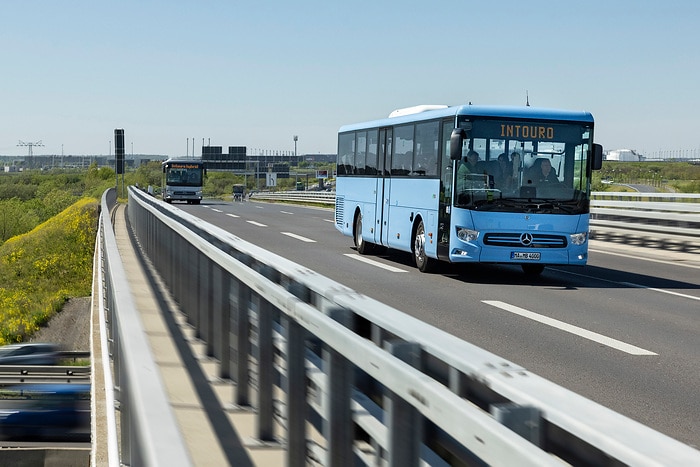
294,135,298,162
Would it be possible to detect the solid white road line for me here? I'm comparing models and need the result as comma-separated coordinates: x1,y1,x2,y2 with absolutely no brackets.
553,268,700,302
620,281,700,301
281,232,316,243
589,247,700,270
343,254,408,273
483,300,657,356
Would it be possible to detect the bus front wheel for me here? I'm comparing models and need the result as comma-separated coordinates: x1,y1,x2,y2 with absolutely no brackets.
354,213,373,255
414,220,435,273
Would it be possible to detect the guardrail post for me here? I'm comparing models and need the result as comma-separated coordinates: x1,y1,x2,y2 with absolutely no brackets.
216,267,231,379
286,316,307,467
231,279,251,406
491,403,542,446
257,297,275,441
200,253,213,355
384,341,421,467
324,309,354,466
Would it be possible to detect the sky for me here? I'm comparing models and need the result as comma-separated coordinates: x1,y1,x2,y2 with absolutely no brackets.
2,1,699,159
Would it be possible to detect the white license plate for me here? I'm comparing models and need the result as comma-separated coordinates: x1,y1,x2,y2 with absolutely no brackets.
511,252,541,261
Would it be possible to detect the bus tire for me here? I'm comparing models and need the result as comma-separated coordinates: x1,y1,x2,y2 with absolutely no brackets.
354,212,373,255
414,220,434,273
521,264,545,276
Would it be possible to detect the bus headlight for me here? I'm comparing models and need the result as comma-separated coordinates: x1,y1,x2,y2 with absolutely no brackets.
456,228,479,242
570,232,587,245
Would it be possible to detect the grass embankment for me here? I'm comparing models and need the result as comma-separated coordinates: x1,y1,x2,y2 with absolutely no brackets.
0,198,97,345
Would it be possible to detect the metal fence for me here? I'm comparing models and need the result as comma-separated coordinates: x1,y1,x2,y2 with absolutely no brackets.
589,192,700,250
98,188,192,466
106,186,700,465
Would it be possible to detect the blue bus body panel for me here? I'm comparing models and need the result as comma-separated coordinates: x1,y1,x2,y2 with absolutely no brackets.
383,178,440,254
448,209,590,266
334,176,379,237
335,177,440,257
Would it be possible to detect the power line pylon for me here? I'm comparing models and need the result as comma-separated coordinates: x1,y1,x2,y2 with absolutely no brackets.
18,140,44,157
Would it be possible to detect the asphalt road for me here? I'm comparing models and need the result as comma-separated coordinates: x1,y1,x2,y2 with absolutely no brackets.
175,198,700,449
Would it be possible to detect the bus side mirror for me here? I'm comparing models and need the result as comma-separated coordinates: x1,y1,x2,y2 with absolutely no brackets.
591,143,603,170
450,129,466,161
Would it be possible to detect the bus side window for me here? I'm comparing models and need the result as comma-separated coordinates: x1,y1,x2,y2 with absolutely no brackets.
337,132,355,176
392,124,414,176
355,131,367,175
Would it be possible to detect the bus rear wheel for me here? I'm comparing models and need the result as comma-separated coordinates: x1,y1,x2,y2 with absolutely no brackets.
414,220,434,273
354,213,373,255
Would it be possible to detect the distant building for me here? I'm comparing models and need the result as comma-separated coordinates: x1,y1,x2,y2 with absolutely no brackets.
606,149,643,162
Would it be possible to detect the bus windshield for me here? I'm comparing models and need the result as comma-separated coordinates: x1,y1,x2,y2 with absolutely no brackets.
165,163,203,187
453,118,592,213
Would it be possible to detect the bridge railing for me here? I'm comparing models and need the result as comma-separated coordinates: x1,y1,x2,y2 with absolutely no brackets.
122,186,700,465
97,188,192,466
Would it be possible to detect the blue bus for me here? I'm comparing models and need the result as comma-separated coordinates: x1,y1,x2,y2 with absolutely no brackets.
162,159,206,204
334,104,603,275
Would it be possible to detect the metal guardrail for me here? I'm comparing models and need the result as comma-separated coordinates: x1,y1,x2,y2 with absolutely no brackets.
0,366,90,386
97,188,192,466
249,190,336,204
250,190,700,250
589,192,700,250
124,186,700,465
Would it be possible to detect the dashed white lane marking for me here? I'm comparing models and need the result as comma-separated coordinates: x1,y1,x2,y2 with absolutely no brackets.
280,210,294,215
281,232,316,243
343,254,408,273
483,300,657,356
246,220,267,227
226,213,240,218
210,208,223,213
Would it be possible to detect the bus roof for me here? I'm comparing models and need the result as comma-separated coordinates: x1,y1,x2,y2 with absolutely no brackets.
162,158,204,166
339,104,594,133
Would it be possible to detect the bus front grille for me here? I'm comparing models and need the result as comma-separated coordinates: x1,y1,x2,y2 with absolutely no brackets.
483,233,567,248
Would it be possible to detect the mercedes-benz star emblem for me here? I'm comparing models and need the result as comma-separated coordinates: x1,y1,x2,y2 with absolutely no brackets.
520,233,533,246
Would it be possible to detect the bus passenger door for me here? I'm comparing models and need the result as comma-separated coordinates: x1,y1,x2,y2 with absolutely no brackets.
437,120,454,259
376,127,392,246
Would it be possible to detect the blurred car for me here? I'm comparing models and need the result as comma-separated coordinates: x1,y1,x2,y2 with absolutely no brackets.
0,343,60,365
0,383,91,440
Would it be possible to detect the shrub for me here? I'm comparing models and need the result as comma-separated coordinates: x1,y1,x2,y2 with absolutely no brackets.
0,198,97,344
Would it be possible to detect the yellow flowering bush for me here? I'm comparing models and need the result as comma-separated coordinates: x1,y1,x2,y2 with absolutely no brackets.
0,198,97,344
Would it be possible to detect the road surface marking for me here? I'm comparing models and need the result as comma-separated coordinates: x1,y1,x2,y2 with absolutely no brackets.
280,210,294,215
226,213,240,218
483,300,657,356
343,254,408,273
246,220,267,227
210,208,223,213
281,232,316,243
554,268,700,302
589,248,700,270
621,282,700,301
